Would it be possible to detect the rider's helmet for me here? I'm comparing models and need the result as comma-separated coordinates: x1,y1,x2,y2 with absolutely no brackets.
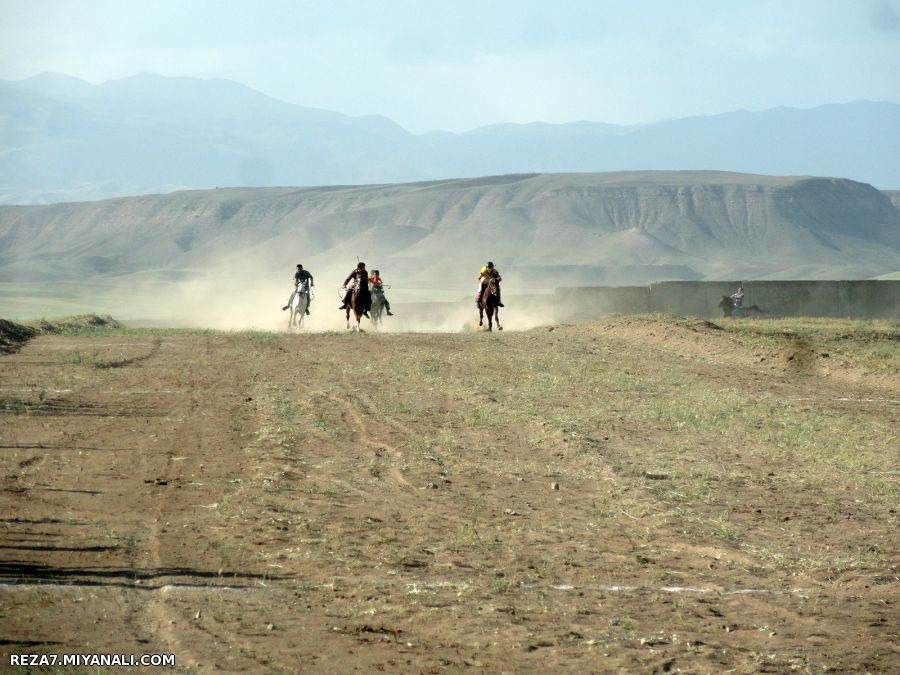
296,263,303,269
373,269,380,275
357,262,366,269
487,261,494,268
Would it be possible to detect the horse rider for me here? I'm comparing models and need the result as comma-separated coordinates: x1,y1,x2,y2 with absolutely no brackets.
369,269,394,316
339,261,372,318
282,263,314,314
476,261,504,308
730,285,744,317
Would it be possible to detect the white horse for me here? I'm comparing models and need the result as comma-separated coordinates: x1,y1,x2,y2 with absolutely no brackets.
288,280,310,330
370,289,385,329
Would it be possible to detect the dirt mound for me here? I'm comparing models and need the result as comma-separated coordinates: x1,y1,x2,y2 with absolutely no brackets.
591,315,744,367
779,340,819,375
0,318,38,353
0,314,119,353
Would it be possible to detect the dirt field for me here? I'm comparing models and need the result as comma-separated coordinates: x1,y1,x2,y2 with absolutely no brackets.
1,316,898,673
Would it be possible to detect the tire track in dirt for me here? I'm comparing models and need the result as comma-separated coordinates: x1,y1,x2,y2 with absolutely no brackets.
94,337,162,369
329,360,469,494
121,335,205,669
133,335,267,671
0,334,199,662
321,390,417,492
325,365,429,493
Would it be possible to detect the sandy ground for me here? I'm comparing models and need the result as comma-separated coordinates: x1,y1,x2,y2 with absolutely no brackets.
1,318,898,673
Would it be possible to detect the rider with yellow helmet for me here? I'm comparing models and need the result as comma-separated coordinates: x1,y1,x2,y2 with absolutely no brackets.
476,261,504,308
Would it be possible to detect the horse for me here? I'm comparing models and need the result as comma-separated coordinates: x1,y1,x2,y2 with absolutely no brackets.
718,295,736,318
478,277,502,331
370,288,386,329
345,280,371,332
288,280,310,330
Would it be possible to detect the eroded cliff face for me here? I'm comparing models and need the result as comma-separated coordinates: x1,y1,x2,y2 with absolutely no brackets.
1,172,899,285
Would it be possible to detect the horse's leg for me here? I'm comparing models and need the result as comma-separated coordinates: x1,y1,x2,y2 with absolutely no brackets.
478,304,484,326
495,306,502,331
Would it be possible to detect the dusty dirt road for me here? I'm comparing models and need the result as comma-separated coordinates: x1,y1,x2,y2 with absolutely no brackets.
1,318,898,673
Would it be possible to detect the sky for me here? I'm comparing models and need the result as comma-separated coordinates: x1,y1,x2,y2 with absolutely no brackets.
1,0,899,134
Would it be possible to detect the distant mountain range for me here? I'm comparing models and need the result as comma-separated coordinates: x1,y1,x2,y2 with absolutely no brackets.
1,73,899,204
2,172,898,288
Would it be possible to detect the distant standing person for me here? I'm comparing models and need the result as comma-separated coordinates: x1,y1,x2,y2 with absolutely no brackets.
282,263,314,315
730,285,744,317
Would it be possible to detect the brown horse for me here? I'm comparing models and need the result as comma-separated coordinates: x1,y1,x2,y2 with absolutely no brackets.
478,277,502,331
718,295,735,318
345,281,371,331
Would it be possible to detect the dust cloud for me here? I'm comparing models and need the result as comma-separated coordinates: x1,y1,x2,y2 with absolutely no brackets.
120,257,559,333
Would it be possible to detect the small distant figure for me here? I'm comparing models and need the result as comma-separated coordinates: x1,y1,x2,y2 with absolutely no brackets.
730,286,745,317
369,269,394,316
476,261,504,308
282,263,314,314
719,287,765,318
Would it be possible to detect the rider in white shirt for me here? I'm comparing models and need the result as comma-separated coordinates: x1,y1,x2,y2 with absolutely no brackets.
282,264,314,315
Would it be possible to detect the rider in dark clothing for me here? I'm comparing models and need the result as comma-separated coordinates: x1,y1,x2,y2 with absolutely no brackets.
282,264,314,314
338,262,371,318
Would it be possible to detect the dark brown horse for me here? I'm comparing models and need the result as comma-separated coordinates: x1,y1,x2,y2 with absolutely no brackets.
718,295,735,318
345,280,371,331
478,277,502,331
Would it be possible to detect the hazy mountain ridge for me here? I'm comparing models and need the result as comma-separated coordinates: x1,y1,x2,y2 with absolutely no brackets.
886,191,900,212
1,171,898,287
2,73,899,204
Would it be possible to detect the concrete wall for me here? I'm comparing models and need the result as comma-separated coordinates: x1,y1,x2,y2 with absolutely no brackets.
555,281,900,320
551,286,650,321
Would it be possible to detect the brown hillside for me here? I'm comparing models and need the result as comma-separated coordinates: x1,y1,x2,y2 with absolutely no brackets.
1,172,899,289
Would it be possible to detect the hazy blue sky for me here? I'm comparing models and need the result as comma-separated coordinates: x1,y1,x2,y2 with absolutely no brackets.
1,0,898,133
